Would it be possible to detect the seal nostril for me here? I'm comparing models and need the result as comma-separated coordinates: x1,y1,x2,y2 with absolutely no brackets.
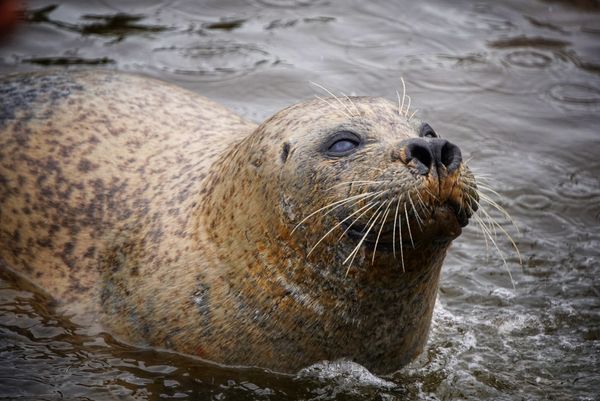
440,141,462,172
409,144,433,171
402,139,433,176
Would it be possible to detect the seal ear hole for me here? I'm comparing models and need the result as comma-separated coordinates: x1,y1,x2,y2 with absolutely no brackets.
419,123,438,138
281,142,290,163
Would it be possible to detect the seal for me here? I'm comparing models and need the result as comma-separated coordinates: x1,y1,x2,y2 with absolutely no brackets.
0,70,478,374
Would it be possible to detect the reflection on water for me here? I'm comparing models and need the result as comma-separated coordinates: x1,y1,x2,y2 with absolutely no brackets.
0,0,599,400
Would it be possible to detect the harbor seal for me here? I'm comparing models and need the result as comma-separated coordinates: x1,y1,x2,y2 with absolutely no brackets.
0,70,478,374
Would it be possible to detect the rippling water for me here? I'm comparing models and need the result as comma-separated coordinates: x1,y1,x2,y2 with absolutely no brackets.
1,0,599,400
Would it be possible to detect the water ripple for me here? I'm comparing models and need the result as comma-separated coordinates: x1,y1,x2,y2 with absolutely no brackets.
251,0,324,8
503,50,554,69
547,82,600,106
151,40,276,81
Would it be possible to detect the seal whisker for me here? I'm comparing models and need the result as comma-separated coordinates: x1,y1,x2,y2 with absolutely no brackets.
473,195,522,265
476,188,519,231
364,166,386,173
328,180,387,190
408,109,419,120
310,82,356,117
397,198,406,272
408,194,424,231
343,201,388,270
344,209,385,276
475,210,516,289
421,186,438,201
392,195,400,258
294,191,379,231
465,193,497,235
314,95,352,119
478,193,518,231
337,199,382,241
341,91,361,116
292,191,383,233
415,191,428,213
467,194,519,289
404,203,415,249
360,194,392,234
465,187,521,264
400,77,407,116
372,199,393,264
405,95,412,117
475,182,504,197
307,201,378,257
473,213,491,255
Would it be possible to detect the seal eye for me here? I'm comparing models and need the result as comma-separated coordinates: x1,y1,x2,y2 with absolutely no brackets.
419,123,437,138
325,131,361,157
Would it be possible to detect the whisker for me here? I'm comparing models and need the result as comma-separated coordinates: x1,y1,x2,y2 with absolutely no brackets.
292,191,382,233
338,199,381,241
466,189,521,265
398,199,405,272
404,203,415,248
400,77,407,116
307,201,376,256
327,180,386,190
475,183,504,197
392,195,400,258
473,214,490,255
314,95,352,119
475,198,522,265
343,201,388,271
372,200,393,264
422,186,438,201
344,209,384,276
415,191,429,213
477,213,516,289
408,194,424,231
477,190,519,231
396,90,402,117
311,82,356,118
405,95,412,117
466,193,497,236
361,197,389,234
341,91,361,116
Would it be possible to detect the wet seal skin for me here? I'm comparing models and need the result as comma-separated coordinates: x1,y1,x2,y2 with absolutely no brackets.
0,70,478,374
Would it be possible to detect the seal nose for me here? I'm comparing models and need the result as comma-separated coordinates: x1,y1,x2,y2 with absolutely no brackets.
399,138,462,176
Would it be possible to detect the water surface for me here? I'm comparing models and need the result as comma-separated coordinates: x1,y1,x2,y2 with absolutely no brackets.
0,0,599,399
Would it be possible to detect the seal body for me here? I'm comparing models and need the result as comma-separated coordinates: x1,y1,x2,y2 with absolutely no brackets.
0,70,478,374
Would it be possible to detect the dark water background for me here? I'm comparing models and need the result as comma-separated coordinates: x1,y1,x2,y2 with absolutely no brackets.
1,0,599,399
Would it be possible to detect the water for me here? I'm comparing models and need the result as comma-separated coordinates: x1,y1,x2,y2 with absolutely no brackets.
0,0,599,399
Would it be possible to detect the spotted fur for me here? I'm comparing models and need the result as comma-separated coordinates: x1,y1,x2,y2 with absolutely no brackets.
0,70,476,374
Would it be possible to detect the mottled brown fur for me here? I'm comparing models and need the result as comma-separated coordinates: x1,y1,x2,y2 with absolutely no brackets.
0,70,477,374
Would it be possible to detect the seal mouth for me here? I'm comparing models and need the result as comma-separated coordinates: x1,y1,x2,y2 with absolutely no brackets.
340,200,468,252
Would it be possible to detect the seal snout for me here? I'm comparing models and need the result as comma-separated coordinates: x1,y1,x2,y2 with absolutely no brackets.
399,138,462,176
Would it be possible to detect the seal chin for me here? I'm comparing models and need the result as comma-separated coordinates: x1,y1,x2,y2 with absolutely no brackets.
428,203,464,240
447,200,470,228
